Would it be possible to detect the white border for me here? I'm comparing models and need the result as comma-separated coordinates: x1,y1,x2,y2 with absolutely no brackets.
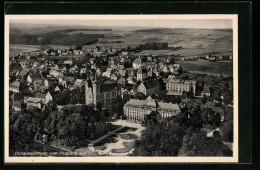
4,15,238,163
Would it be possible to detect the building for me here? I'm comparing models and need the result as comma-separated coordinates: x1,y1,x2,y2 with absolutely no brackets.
138,79,161,96
209,56,216,62
45,92,53,104
85,78,121,107
10,81,20,93
124,96,181,121
136,68,147,81
44,79,54,88
133,58,142,69
24,97,45,110
12,101,22,111
201,86,210,96
166,78,197,96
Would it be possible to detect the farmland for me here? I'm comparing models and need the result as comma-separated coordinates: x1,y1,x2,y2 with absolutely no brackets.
176,60,233,76
9,44,42,54
86,28,233,56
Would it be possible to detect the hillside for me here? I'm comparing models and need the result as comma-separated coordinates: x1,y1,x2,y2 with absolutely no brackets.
9,32,104,46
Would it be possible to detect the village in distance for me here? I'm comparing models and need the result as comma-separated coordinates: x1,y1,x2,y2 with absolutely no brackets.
9,22,234,157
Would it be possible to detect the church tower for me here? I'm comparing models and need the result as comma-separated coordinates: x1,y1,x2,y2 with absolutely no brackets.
91,75,100,106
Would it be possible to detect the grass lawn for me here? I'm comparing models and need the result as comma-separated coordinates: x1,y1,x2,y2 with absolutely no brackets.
117,127,137,133
92,124,121,141
94,145,107,151
94,134,118,147
111,142,135,154
120,134,138,140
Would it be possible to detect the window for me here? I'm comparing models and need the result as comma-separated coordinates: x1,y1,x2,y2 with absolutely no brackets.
106,99,110,104
106,93,110,98
112,92,116,97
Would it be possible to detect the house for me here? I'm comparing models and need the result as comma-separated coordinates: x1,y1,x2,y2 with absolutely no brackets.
162,65,170,73
53,64,60,70
63,60,73,65
153,67,161,77
32,62,41,68
118,69,127,77
133,58,142,69
96,68,102,76
61,67,68,73
12,101,22,111
10,81,20,93
19,60,30,68
166,78,197,96
44,79,54,88
209,56,216,62
137,68,147,81
33,79,44,89
74,79,84,88
127,76,136,84
26,74,34,84
118,77,126,85
25,97,45,110
111,74,118,81
19,68,30,78
45,92,53,104
122,52,128,56
138,79,161,96
49,69,63,78
102,68,112,78
201,86,210,96
80,68,88,75
54,86,61,92
38,86,48,93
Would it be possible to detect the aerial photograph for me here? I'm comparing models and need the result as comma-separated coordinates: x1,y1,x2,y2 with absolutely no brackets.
7,16,234,159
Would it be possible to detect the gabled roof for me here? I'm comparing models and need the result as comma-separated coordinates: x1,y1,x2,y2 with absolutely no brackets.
26,97,43,103
13,101,21,108
10,81,20,88
133,58,142,64
35,93,45,99
19,68,30,76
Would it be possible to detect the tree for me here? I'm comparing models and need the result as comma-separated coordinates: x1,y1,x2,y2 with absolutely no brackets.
201,94,207,104
134,92,146,100
178,131,227,156
187,86,194,98
144,111,161,125
220,121,233,142
132,120,185,156
201,108,221,127
188,104,203,128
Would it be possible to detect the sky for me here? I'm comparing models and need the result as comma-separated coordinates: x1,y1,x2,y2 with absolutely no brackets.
10,18,233,29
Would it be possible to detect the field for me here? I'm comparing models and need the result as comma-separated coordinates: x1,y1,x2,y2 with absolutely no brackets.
176,60,233,76
10,25,233,57
9,44,42,54
134,50,177,56
84,28,233,56
46,45,75,50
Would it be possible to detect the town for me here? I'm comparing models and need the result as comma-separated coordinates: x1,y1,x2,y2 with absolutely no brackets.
9,30,234,157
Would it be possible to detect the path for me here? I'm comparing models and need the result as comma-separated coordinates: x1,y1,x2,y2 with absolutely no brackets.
94,120,146,156
90,126,125,145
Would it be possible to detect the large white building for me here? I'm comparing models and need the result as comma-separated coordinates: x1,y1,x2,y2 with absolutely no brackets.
124,96,181,121
166,78,197,96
